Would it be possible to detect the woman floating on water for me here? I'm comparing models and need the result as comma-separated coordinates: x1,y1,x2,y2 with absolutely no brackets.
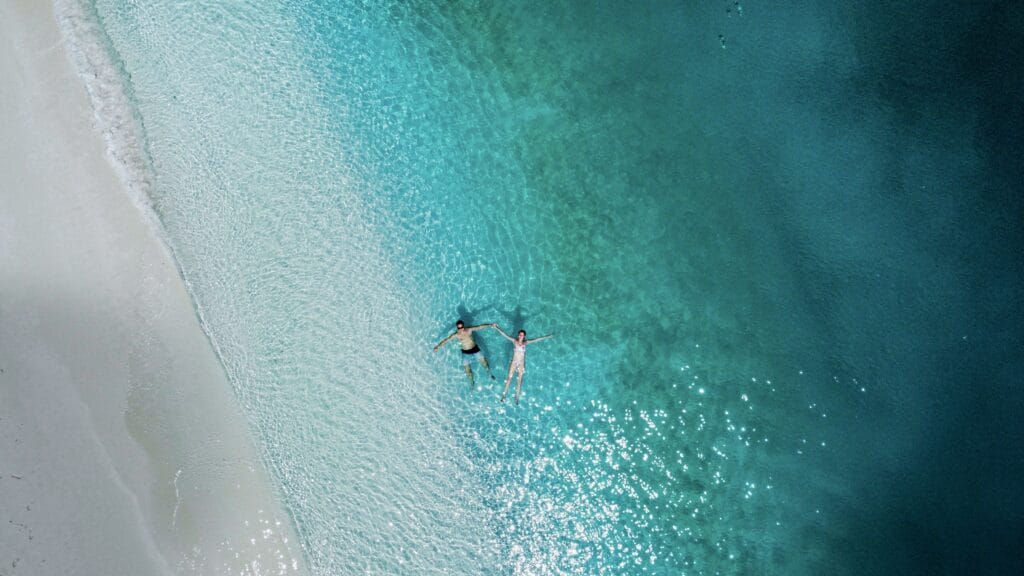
492,323,554,405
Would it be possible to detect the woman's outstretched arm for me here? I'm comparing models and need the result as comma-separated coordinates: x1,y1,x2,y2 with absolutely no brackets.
526,334,554,345
493,324,516,342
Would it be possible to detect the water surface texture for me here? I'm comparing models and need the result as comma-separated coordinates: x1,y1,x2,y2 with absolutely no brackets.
81,1,1022,574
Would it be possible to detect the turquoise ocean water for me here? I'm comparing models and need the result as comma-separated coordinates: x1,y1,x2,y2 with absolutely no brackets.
77,1,1022,574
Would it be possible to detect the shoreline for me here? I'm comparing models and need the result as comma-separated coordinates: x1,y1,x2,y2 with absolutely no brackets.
0,2,306,573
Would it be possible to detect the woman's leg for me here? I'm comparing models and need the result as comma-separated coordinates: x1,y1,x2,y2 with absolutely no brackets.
501,361,515,401
514,365,525,405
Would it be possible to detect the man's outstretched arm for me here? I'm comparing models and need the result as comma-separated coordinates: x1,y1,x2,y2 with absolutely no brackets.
433,333,455,352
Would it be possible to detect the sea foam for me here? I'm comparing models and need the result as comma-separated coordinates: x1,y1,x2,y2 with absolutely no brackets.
53,0,164,242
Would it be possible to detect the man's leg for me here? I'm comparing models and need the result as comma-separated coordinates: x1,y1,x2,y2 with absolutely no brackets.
464,362,475,385
478,355,495,380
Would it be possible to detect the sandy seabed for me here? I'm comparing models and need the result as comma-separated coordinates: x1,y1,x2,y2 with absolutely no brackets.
0,2,306,574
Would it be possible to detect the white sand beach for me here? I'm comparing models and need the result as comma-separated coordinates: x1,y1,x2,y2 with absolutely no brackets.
0,2,305,574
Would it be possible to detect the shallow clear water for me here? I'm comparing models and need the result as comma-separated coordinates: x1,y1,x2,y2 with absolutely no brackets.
81,0,1022,574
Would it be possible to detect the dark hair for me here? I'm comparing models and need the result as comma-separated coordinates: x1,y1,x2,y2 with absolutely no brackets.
518,330,526,338
456,320,465,328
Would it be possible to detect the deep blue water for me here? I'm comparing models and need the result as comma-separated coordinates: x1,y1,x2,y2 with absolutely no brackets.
86,0,1023,573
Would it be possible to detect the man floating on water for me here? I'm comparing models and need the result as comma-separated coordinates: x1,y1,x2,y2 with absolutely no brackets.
433,319,496,385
